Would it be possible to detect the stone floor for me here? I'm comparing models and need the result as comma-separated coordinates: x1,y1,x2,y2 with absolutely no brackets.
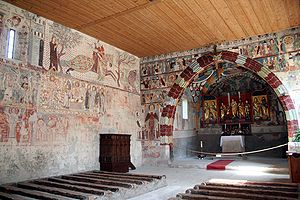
128,156,291,200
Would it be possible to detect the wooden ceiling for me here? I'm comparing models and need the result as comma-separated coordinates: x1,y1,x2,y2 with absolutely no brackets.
5,0,300,57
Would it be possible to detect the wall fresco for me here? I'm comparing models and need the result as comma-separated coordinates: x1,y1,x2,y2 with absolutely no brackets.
0,1,141,184
140,28,300,163
0,64,39,107
39,74,106,117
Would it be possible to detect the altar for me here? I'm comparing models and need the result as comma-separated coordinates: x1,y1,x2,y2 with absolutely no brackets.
220,135,245,153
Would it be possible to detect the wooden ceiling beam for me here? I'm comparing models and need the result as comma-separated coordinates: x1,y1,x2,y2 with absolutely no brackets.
76,0,165,30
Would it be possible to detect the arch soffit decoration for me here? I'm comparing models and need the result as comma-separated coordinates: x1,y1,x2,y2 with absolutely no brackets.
159,51,298,145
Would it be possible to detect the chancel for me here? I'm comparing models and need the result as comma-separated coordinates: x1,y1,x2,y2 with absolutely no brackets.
0,0,300,199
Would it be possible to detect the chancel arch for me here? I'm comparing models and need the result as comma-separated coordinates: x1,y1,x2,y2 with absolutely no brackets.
160,51,298,158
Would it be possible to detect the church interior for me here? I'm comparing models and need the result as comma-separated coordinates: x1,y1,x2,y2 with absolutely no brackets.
0,0,300,199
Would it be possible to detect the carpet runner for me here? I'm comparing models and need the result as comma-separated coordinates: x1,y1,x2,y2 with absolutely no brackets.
207,160,234,170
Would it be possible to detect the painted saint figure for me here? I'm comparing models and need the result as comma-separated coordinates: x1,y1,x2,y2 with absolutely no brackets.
209,101,217,121
49,36,58,71
20,76,31,104
260,97,269,119
220,102,226,121
0,107,9,142
91,44,105,74
245,100,250,119
253,97,261,119
203,102,210,122
145,104,159,140
238,99,245,119
231,99,238,118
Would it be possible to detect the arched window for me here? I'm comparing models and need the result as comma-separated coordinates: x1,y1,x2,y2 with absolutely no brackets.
7,29,16,59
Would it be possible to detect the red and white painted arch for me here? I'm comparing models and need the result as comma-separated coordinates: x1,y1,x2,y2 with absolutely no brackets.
160,51,298,146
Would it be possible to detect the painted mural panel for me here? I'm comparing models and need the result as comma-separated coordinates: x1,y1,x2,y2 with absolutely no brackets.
39,73,106,117
0,64,39,107
0,1,140,93
0,1,142,184
45,22,140,93
143,103,160,140
202,99,217,124
252,95,270,121
0,105,37,145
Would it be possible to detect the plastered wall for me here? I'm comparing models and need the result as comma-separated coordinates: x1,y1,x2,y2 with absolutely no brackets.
0,1,142,184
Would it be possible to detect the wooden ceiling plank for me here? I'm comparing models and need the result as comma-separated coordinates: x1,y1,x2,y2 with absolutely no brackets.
87,1,117,14
63,0,109,20
94,20,161,55
197,0,236,39
238,0,265,35
171,0,212,44
114,0,150,9
146,3,189,44
162,1,208,45
267,0,289,30
147,3,196,48
132,8,185,52
16,0,94,27
77,0,164,30
151,2,199,49
85,26,157,56
192,0,227,41
181,0,221,43
125,12,183,51
179,0,218,43
108,16,170,52
209,0,246,39
224,0,256,36
261,0,280,32
283,0,300,27
248,0,273,33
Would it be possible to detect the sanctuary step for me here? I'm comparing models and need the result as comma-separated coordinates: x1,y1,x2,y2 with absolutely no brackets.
0,171,167,200
170,179,300,200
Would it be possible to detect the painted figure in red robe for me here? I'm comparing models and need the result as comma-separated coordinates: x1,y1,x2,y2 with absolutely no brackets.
145,104,159,140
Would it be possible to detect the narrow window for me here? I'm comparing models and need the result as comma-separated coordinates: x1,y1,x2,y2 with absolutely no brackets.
38,39,44,66
182,98,188,119
7,29,16,59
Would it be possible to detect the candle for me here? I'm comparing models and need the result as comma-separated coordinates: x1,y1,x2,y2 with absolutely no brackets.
200,141,203,148
227,93,230,104
238,91,241,99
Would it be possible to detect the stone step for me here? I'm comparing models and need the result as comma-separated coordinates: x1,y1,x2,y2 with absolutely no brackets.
73,173,144,185
48,177,121,192
82,171,154,182
193,184,299,198
17,182,94,199
61,174,133,188
0,185,73,200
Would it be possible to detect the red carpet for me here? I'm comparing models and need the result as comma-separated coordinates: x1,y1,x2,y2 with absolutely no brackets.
206,160,234,170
